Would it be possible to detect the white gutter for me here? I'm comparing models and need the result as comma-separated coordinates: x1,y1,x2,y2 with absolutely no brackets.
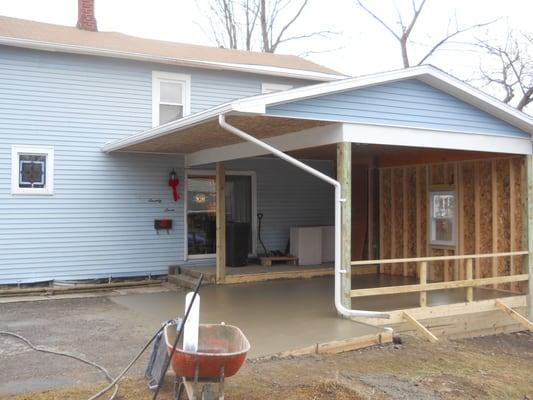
218,114,389,319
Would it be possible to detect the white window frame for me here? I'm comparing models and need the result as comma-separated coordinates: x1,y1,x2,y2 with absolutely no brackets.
429,189,457,247
11,145,54,195
261,82,293,94
184,169,257,261
152,71,191,127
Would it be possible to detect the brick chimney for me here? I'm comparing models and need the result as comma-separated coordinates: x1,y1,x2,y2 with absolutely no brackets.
77,0,98,32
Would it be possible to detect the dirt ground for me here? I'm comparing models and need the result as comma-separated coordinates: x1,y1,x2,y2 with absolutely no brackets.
2,331,532,400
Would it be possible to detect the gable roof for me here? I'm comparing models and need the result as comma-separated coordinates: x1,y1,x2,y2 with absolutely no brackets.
103,65,533,153
0,15,344,81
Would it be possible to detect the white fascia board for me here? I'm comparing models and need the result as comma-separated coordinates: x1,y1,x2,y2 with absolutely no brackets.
102,103,234,152
342,123,533,155
0,36,344,82
186,123,344,166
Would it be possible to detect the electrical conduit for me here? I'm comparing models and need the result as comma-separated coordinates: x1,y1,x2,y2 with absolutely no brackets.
218,114,389,319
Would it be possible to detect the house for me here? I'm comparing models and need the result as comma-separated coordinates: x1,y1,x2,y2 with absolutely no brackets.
1,1,532,327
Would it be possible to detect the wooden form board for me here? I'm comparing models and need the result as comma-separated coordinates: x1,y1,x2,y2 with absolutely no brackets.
378,157,524,287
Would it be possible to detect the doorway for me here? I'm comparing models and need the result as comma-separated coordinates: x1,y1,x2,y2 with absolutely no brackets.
185,170,256,260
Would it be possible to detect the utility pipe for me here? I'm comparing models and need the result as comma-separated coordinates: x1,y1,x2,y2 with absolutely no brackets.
218,114,389,319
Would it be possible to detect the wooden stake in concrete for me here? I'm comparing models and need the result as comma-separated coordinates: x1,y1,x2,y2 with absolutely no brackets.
216,162,226,284
337,142,352,310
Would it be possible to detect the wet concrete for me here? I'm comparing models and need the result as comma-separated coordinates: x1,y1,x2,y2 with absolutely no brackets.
111,277,383,358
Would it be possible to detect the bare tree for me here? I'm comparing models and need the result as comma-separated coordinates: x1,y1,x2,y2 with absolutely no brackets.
355,0,495,67
200,0,335,53
477,32,533,112
202,0,260,50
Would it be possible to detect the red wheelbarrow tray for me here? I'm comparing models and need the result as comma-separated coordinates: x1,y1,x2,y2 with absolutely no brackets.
164,323,250,379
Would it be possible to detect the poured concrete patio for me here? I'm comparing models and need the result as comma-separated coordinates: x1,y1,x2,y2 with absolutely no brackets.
111,276,388,358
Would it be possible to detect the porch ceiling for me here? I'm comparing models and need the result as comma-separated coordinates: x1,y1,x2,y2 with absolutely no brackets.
118,115,333,154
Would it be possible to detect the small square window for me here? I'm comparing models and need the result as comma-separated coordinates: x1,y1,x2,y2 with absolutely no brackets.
11,146,54,195
429,190,456,246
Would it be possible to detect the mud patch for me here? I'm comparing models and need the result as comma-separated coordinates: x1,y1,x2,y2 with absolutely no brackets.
360,374,439,400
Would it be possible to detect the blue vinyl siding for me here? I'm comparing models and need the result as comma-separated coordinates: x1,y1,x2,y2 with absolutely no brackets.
267,79,529,138
0,46,310,283
187,158,334,263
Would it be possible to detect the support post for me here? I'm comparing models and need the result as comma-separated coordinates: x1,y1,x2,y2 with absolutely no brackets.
337,142,351,310
419,261,428,307
216,162,226,284
466,258,473,302
522,155,533,318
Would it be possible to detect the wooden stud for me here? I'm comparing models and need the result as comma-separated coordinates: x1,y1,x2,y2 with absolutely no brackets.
457,162,465,280
403,168,408,276
403,311,439,342
491,160,498,287
368,167,373,260
337,142,352,309
419,261,428,307
474,163,481,279
466,258,474,302
509,159,516,291
522,155,533,318
379,169,385,273
495,299,533,331
391,168,396,275
415,167,422,266
215,162,226,284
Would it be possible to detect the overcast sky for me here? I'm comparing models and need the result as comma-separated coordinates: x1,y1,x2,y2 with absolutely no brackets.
1,0,531,95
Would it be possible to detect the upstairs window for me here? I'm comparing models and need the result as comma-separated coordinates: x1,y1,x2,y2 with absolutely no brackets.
261,83,293,94
152,72,191,126
11,145,54,195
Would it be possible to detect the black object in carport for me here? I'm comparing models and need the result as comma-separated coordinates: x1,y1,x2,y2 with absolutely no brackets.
226,221,250,267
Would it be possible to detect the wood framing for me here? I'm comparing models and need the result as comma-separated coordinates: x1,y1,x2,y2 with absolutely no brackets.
377,156,525,286
495,299,533,331
524,155,533,318
215,162,226,283
337,142,352,309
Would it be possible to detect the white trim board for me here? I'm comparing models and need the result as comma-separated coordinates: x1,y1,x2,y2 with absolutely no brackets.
342,123,533,155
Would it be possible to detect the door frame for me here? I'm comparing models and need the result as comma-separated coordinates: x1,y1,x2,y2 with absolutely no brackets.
184,169,257,261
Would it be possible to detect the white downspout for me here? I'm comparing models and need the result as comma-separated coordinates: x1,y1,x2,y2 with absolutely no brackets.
218,114,389,319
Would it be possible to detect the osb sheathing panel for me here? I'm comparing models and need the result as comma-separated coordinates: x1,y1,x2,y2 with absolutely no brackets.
124,116,332,153
377,157,524,287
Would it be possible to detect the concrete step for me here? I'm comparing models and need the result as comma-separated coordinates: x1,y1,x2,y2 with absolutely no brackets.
168,273,201,289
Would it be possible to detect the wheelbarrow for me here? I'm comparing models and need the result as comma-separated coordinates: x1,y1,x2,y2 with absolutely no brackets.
164,322,250,400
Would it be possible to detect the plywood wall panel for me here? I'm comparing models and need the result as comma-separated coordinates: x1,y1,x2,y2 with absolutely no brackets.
376,156,524,285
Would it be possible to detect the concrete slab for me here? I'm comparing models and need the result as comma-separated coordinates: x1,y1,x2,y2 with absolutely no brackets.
110,277,384,358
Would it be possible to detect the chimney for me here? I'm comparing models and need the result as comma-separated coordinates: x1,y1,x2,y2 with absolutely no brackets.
77,0,98,32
